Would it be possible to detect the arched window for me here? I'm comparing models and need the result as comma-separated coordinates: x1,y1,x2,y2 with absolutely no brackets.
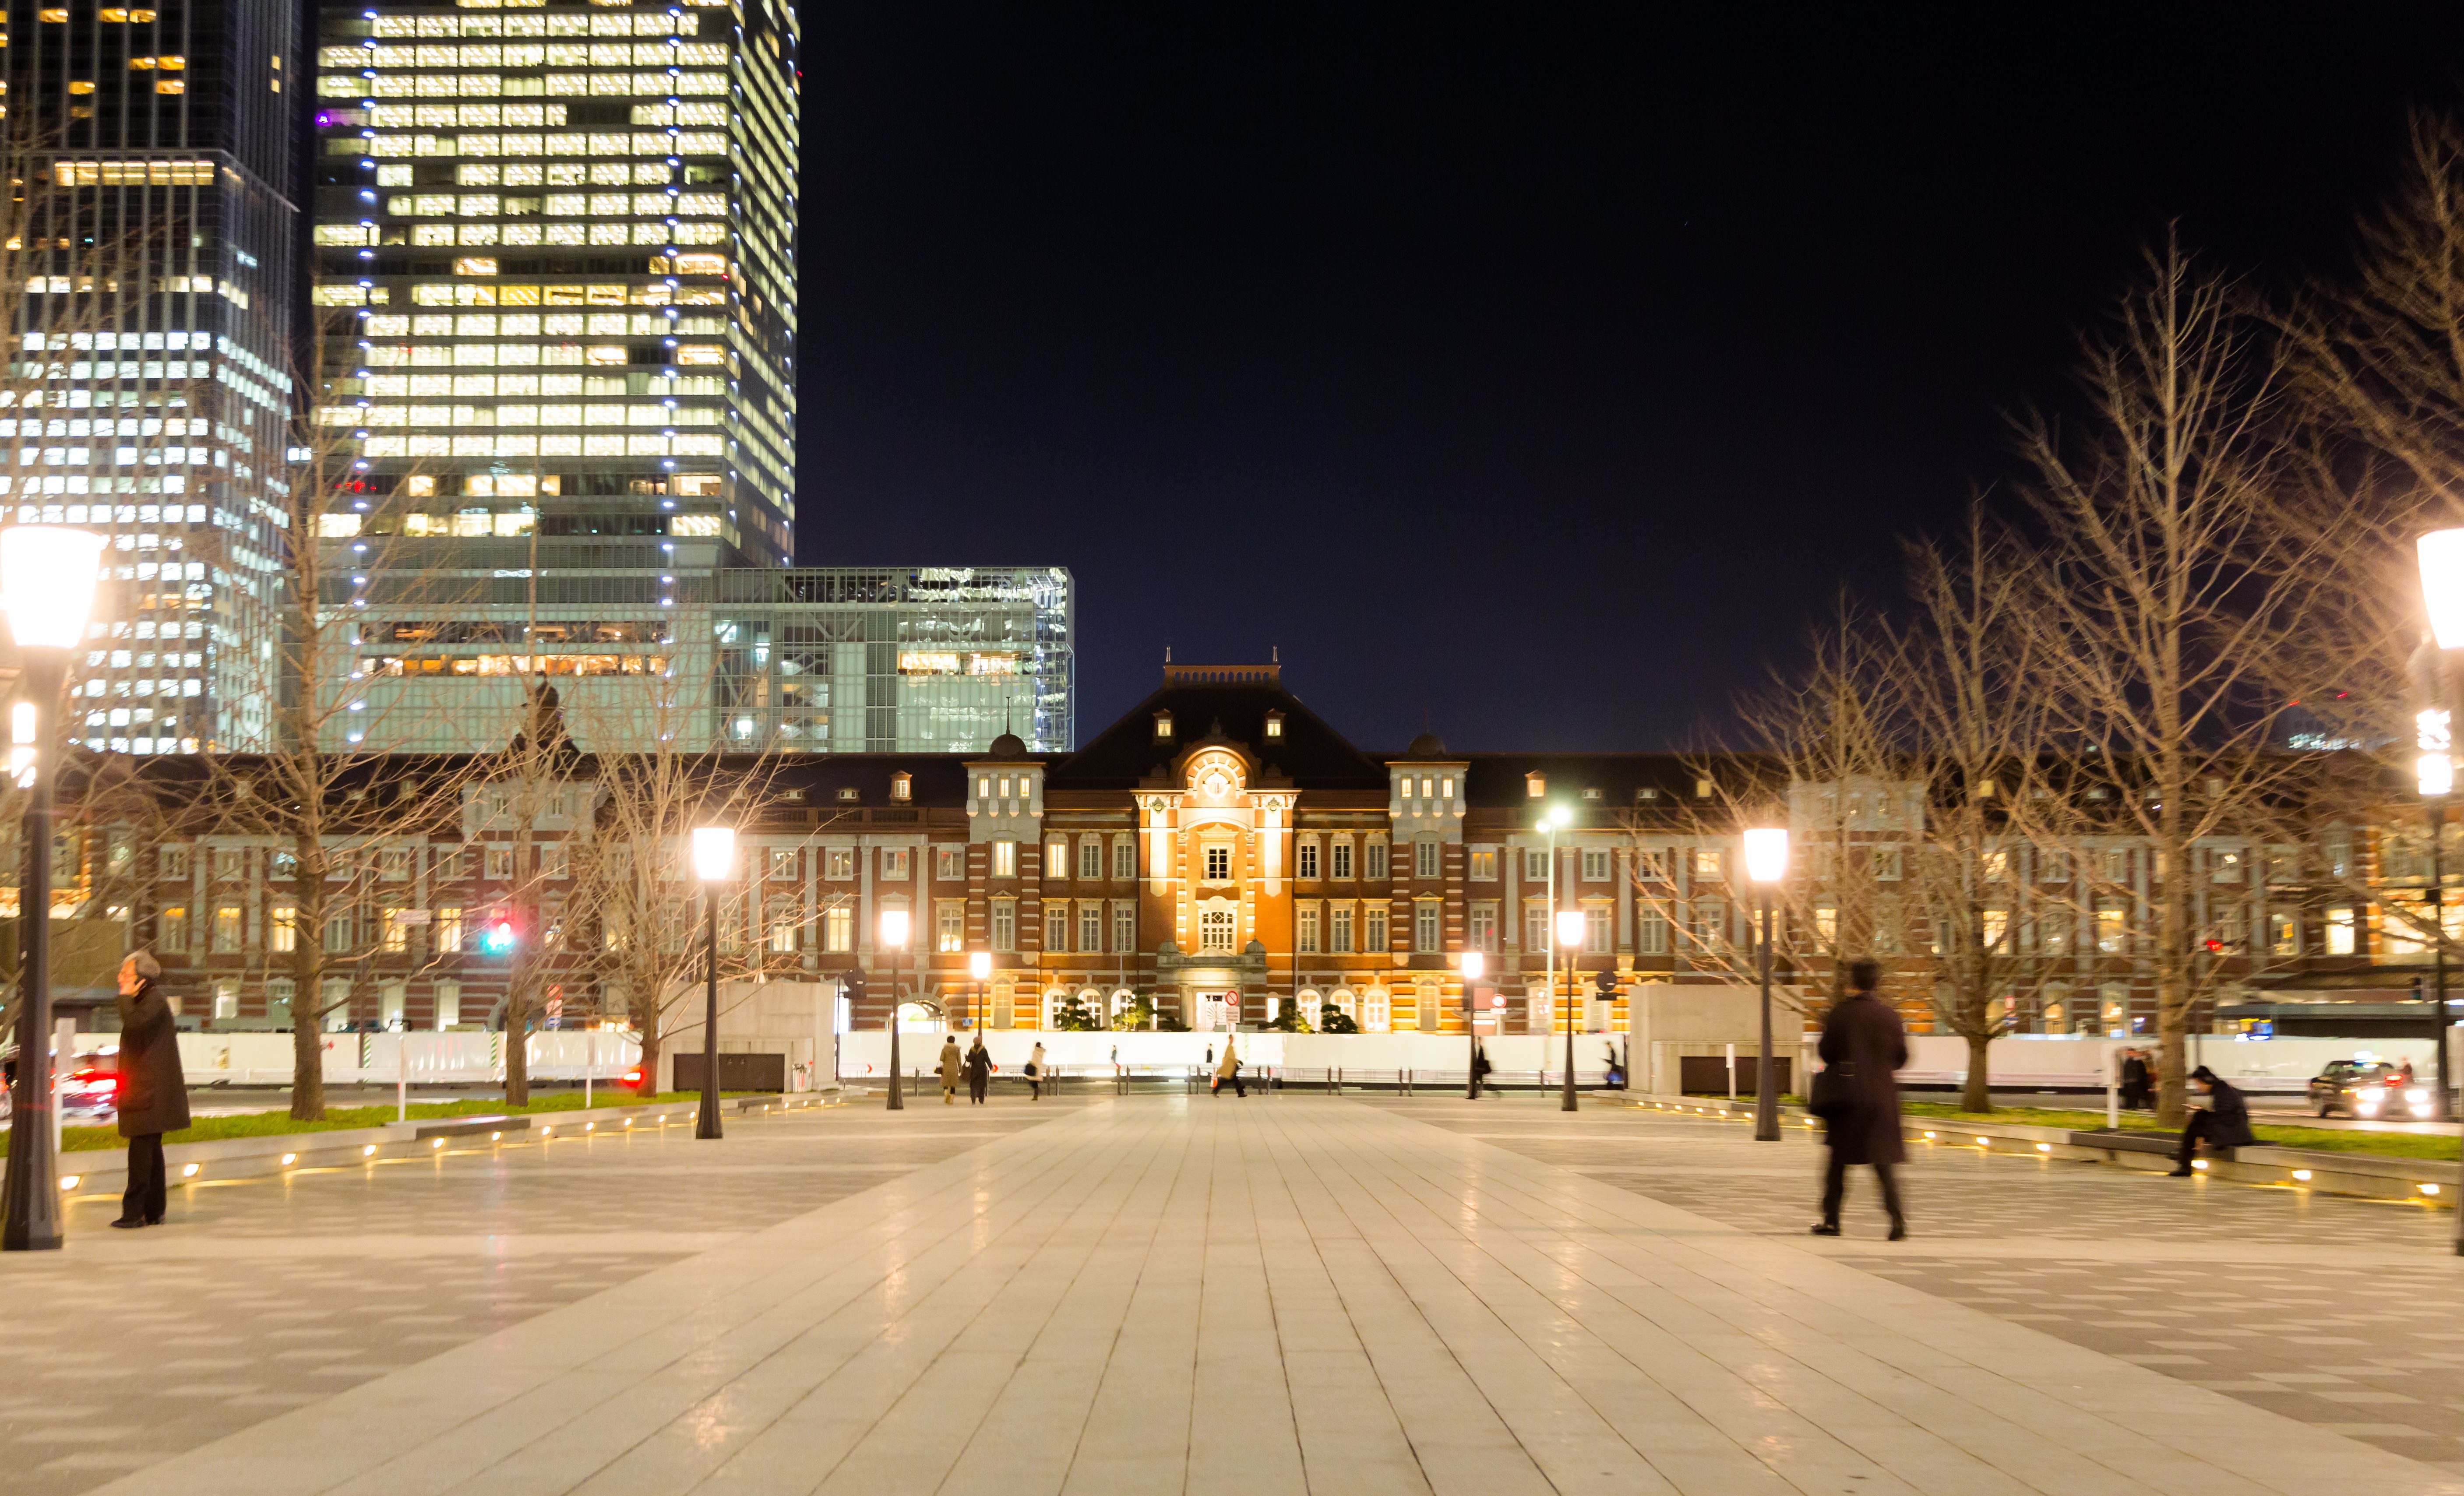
1043,988,1072,1028
1362,986,1391,1033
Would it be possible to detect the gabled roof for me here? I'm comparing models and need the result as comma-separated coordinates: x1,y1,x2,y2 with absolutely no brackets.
1045,664,1387,792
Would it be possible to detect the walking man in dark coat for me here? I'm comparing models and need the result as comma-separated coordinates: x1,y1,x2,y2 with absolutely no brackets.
112,951,188,1228
2169,1065,2257,1176
1811,959,1909,1241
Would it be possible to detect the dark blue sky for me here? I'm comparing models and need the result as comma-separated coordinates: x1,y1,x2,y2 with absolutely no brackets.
800,6,2464,752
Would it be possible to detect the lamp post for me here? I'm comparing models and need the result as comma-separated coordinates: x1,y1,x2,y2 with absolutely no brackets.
969,949,991,1033
690,824,733,1140
2416,529,2464,1249
881,908,910,1110
1555,908,1584,1112
0,527,103,1252
1744,826,1790,1142
1460,948,1485,1099
1537,803,1570,1101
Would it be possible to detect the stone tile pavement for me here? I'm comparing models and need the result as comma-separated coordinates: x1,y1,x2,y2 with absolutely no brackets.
1380,1095,2464,1479
65,1095,2464,1496
0,1095,1089,1496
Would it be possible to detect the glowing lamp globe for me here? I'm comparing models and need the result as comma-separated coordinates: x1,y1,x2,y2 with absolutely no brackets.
879,908,910,950
0,526,105,651
689,825,734,882
1744,827,1791,884
2423,529,2464,649
969,950,992,981
2425,753,2456,799
1459,949,1485,981
1555,908,1585,949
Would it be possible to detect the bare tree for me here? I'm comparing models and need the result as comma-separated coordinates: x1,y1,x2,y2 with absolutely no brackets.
1896,512,2077,1111
193,335,470,1120
2013,235,2327,1125
564,675,834,1095
1628,597,1903,1030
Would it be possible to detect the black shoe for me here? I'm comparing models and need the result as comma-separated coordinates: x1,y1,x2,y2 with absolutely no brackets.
1887,1221,1908,1242
2166,1168,2193,1177
108,1217,145,1229
144,1217,162,1226
1808,1222,1841,1237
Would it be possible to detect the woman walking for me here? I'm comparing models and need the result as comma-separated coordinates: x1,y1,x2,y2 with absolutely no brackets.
1027,1040,1047,1100
965,1035,991,1105
1811,959,1908,1242
1214,1038,1245,1098
937,1034,962,1105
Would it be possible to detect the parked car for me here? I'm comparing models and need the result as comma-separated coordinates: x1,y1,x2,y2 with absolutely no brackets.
0,1044,123,1122
2309,1059,2436,1120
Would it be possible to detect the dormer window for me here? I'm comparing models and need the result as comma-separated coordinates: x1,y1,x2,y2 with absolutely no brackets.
1695,778,1713,799
1526,772,1545,798
890,772,911,802
836,786,859,803
1264,711,1283,739
1582,787,1602,802
1154,711,1173,740
1635,786,1659,802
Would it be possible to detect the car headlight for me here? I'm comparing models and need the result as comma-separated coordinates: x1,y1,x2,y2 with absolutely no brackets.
2408,1088,2429,1103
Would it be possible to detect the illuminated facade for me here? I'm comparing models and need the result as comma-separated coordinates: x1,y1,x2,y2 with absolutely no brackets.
3,0,300,752
309,0,798,568
709,567,1074,753
338,563,1075,754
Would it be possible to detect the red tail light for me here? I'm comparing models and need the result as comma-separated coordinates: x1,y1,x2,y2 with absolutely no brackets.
622,1067,643,1088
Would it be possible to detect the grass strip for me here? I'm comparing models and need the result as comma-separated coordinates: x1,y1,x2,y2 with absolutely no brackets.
1897,1098,2462,1162
57,1090,758,1153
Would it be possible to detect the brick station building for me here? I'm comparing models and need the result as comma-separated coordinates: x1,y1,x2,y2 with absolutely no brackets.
121,660,2423,1041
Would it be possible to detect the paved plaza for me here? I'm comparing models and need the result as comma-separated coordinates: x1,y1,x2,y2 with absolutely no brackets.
3,1091,2464,1494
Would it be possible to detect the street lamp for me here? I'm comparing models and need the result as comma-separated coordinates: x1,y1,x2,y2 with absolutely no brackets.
1744,826,1790,1142
1556,907,1585,1112
1460,948,1485,1099
1537,803,1571,1106
690,824,733,1140
0,526,103,1252
881,908,910,1111
2420,529,2464,1246
969,949,991,1033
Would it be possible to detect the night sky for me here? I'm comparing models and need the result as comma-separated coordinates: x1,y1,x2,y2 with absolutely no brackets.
800,7,2464,753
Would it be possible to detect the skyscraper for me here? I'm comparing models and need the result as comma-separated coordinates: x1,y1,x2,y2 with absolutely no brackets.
310,0,798,569
1,0,300,753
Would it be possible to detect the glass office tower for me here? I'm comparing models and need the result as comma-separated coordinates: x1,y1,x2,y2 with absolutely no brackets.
0,0,299,752
310,0,797,569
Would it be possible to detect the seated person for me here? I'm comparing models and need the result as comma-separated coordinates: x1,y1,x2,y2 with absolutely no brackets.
2168,1064,2256,1176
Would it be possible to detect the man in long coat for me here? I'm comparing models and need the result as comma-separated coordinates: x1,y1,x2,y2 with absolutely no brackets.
113,950,189,1228
1812,959,1908,1241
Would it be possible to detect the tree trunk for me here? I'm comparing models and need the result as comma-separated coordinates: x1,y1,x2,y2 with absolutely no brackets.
2155,796,2189,1128
637,1025,659,1096
1962,1031,1992,1112
504,998,529,1105
288,846,325,1121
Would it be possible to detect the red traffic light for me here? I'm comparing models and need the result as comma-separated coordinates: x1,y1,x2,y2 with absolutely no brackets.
2203,938,2224,954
